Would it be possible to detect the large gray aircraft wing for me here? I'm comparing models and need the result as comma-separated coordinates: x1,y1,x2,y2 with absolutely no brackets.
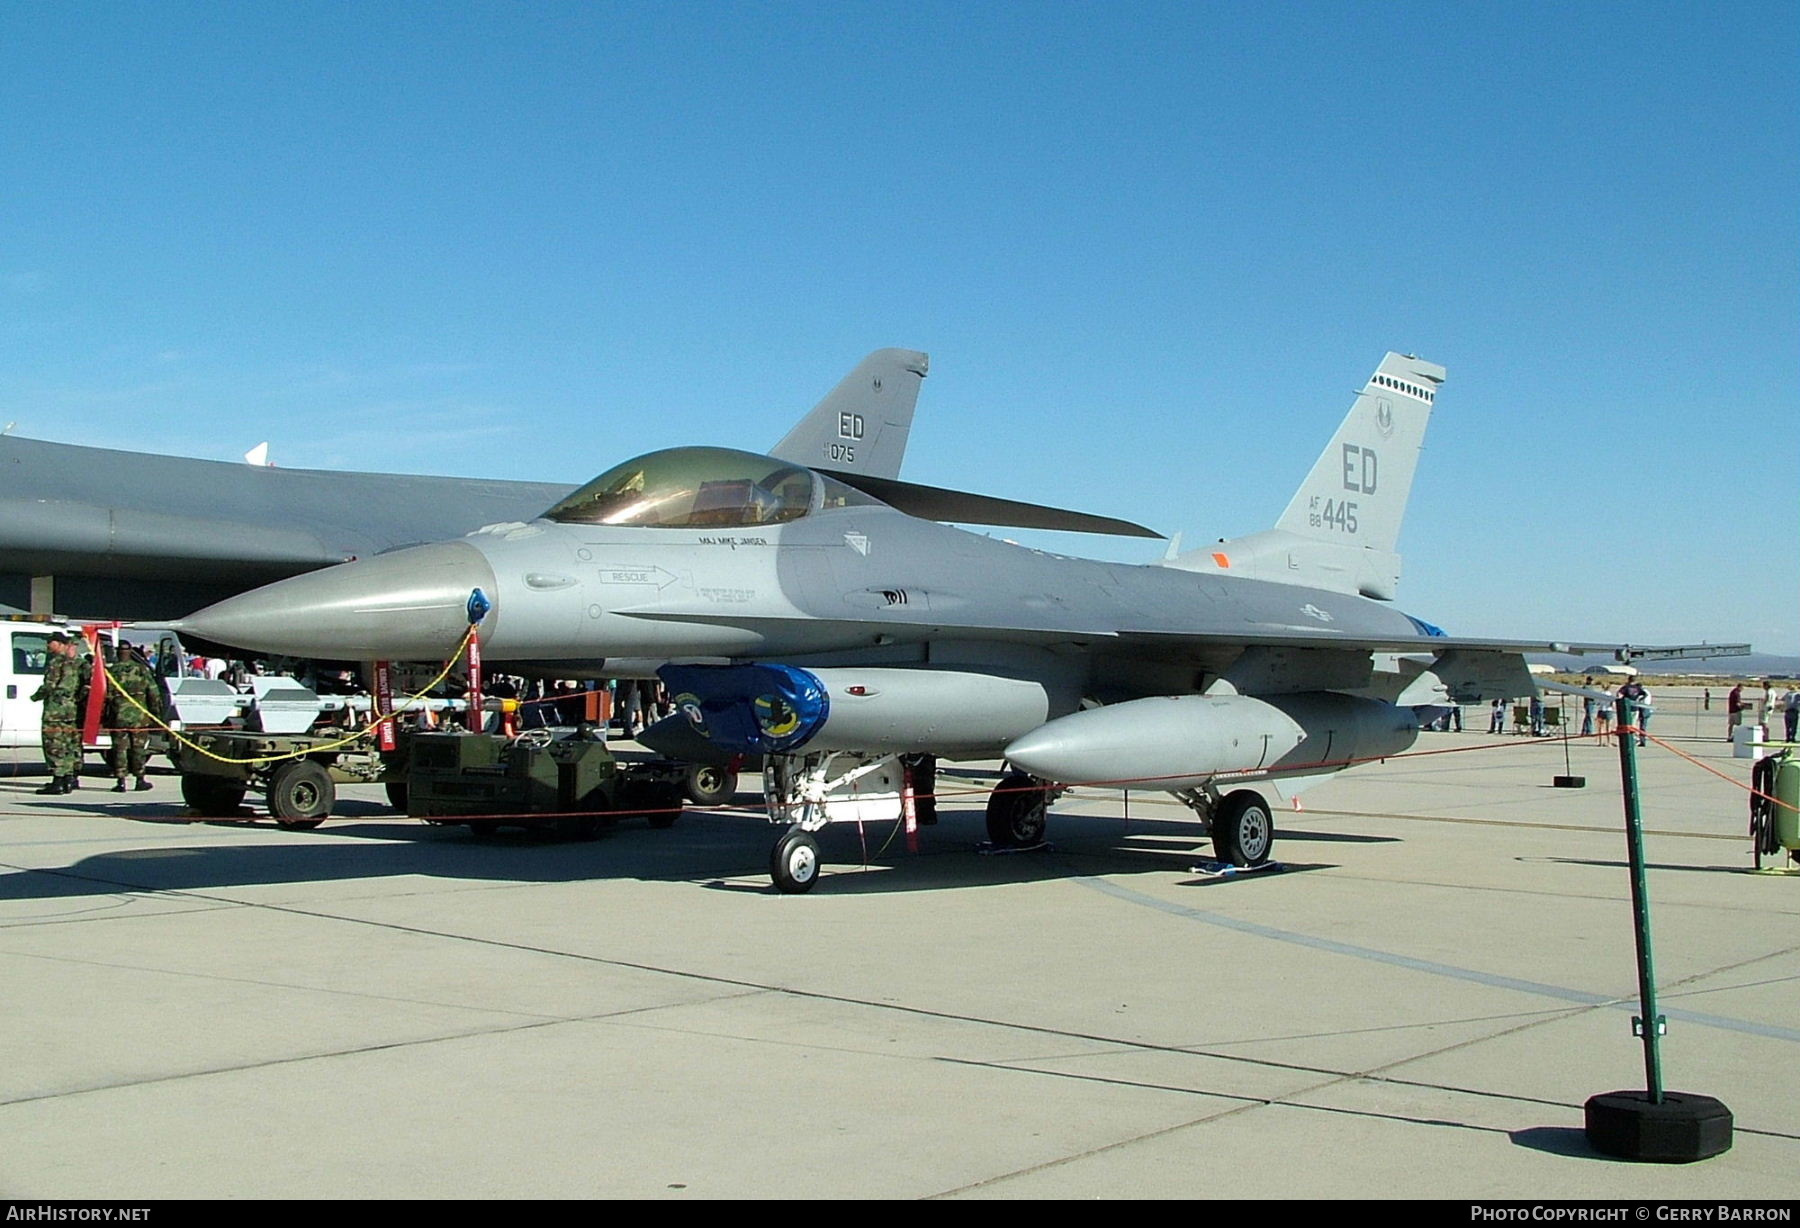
616,605,1667,660
0,435,572,580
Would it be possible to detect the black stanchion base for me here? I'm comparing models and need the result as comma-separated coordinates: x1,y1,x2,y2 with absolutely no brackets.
1553,775,1587,788
1584,1090,1733,1162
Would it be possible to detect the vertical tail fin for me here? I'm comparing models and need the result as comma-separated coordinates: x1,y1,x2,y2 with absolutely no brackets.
1167,352,1444,600
770,348,928,481
1275,352,1443,558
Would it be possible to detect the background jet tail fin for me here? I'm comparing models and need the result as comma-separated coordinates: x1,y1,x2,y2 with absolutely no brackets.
770,348,928,480
1167,352,1443,601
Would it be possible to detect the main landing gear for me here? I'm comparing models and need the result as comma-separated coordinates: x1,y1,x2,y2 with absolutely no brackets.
1176,786,1276,867
984,770,1050,848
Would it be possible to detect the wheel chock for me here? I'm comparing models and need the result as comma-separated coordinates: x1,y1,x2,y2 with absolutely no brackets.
1188,858,1285,878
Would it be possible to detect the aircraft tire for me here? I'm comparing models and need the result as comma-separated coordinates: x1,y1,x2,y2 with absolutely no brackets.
181,774,246,818
684,763,738,807
268,759,334,829
770,828,821,894
985,773,1047,847
1212,790,1273,867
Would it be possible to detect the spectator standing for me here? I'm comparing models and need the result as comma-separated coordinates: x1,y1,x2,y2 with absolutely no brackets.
1619,679,1652,748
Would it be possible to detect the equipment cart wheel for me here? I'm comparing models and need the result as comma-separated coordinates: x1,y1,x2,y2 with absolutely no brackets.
985,772,1048,847
770,828,821,894
1212,790,1273,866
267,759,334,829
684,762,738,807
181,774,247,818
384,781,409,813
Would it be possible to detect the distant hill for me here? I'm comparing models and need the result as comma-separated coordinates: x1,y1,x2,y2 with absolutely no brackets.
1528,651,1799,679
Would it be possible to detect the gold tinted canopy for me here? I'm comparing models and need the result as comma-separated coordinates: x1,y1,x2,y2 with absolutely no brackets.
544,447,876,529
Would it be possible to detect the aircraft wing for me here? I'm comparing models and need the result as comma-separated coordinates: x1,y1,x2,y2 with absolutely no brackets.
1118,629,1751,667
619,605,1705,662
615,608,1740,707
1116,628,1632,656
0,434,573,617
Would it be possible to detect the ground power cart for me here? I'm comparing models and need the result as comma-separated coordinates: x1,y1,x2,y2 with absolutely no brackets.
406,730,687,838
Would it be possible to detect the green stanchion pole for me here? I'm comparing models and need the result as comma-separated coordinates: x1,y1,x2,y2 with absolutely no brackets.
1614,695,1663,1100
1583,694,1730,1161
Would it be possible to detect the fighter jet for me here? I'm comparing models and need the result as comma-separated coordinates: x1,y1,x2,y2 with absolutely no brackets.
180,352,1674,892
0,348,930,620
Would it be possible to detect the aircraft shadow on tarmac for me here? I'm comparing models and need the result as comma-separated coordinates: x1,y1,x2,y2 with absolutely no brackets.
0,793,1376,900
1523,855,1756,876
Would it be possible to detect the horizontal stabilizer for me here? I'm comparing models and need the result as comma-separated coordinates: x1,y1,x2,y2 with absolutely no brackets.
820,471,1163,539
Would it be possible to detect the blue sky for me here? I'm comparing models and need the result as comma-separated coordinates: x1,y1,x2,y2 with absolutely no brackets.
2,1,1794,653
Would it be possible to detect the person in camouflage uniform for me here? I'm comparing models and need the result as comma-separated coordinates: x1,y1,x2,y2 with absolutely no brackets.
106,643,163,792
31,632,83,795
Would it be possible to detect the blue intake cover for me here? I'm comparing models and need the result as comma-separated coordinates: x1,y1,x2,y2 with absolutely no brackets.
657,663,830,755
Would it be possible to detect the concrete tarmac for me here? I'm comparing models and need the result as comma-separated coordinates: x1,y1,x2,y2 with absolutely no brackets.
0,724,1795,1199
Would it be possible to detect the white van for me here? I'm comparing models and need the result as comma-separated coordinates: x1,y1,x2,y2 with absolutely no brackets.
0,619,199,752
1,620,77,751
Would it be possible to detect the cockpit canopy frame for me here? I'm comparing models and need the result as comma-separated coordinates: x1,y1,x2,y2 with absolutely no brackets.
543,446,877,529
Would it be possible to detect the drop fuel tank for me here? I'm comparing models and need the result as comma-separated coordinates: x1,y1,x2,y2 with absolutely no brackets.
1003,692,1421,790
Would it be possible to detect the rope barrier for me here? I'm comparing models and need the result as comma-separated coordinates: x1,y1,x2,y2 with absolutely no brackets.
9,692,1791,836
94,625,478,767
1635,728,1791,813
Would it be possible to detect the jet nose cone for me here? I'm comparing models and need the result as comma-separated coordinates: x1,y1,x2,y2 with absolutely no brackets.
181,540,499,660
1000,724,1071,782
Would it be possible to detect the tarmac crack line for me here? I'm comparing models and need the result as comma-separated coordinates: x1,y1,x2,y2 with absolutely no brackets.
0,987,770,1111
1075,877,1800,1044
7,858,1796,1147
925,999,1800,1197
921,1062,1512,1199
1286,865,1800,918
0,861,1546,1096
0,944,590,1023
